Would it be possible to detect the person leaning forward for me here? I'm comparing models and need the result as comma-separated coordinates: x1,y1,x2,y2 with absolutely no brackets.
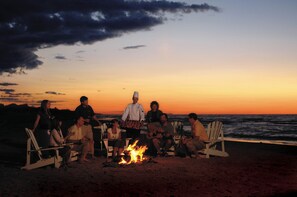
67,116,90,163
183,113,208,158
75,96,101,159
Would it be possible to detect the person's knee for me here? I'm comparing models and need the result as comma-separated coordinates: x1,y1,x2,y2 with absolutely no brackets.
186,141,195,151
166,139,172,145
152,138,159,145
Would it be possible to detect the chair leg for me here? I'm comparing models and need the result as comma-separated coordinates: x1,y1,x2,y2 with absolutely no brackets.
205,144,210,159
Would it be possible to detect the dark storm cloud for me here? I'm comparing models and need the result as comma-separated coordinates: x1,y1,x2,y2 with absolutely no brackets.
45,91,66,95
123,45,146,50
55,55,67,60
0,0,219,74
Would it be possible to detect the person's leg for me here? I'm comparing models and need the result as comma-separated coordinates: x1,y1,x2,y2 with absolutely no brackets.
82,125,95,158
114,140,124,157
152,138,161,154
113,147,118,158
185,140,197,157
81,141,90,162
118,147,124,156
164,139,173,152
192,139,206,152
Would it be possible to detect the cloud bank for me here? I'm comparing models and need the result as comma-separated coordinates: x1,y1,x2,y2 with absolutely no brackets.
0,0,218,75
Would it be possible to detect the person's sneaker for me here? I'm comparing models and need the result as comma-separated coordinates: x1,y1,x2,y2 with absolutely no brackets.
190,154,197,159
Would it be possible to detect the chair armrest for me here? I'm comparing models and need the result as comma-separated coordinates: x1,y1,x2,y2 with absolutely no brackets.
30,146,63,152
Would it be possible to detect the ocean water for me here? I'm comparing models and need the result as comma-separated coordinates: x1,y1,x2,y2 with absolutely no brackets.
97,114,297,146
171,114,297,146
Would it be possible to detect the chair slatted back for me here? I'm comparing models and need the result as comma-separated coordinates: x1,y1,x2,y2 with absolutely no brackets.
25,128,43,160
207,121,223,141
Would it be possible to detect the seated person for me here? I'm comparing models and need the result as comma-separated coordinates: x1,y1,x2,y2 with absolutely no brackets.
182,113,208,158
150,113,174,156
50,119,72,166
107,119,125,160
146,101,163,134
67,116,90,163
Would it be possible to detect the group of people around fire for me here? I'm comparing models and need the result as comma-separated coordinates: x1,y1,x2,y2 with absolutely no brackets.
32,91,208,166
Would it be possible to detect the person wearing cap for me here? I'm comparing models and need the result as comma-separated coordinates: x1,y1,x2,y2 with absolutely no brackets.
75,96,101,159
121,91,145,141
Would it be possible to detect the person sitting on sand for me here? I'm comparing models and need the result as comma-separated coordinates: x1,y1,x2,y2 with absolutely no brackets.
75,96,101,159
182,113,208,158
50,119,72,166
151,113,174,156
67,116,90,163
107,119,125,161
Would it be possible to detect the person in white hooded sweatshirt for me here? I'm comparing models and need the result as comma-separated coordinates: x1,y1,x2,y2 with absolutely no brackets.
121,91,145,142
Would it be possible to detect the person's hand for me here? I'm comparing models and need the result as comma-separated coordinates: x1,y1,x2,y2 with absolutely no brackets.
84,118,90,123
81,137,88,143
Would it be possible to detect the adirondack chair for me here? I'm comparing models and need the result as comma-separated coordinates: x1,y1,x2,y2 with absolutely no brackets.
102,125,131,158
165,121,183,156
21,128,78,170
199,121,229,158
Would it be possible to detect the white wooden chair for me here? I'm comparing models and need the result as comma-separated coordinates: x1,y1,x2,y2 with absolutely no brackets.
165,121,183,156
102,126,131,158
94,123,108,150
199,121,229,158
21,128,78,170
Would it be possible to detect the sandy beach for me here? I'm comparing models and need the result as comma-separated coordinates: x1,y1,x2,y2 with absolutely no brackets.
0,141,296,197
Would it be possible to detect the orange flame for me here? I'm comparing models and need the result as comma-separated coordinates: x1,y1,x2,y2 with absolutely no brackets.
119,140,148,165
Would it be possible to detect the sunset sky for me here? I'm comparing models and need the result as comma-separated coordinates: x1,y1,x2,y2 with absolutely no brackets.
1,0,297,114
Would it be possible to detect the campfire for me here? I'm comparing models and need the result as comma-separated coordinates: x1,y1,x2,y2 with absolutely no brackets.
119,140,148,165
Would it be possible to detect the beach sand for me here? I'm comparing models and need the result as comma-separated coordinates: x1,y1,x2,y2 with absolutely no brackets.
0,141,296,197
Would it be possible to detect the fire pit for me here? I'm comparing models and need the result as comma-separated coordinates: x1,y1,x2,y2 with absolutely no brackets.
103,140,157,168
119,140,147,165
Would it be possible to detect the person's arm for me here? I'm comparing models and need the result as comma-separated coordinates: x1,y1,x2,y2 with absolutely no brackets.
52,130,64,145
32,114,40,132
118,130,122,139
92,115,102,126
140,105,145,122
67,126,76,142
107,129,112,140
146,111,151,123
121,105,130,121
64,131,74,142
193,125,201,141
